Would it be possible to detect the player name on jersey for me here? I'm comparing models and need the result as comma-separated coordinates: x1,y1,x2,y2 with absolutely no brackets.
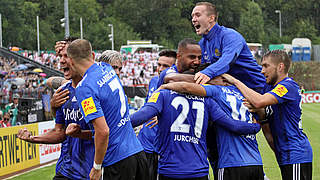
173,134,199,144
170,91,205,102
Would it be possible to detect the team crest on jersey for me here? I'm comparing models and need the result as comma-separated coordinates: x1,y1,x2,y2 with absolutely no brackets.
215,48,221,56
271,84,288,97
81,97,97,116
148,92,160,103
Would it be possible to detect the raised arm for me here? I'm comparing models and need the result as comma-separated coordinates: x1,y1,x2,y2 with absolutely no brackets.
130,105,159,127
160,82,207,96
46,76,69,89
209,99,261,135
164,73,196,84
222,74,277,108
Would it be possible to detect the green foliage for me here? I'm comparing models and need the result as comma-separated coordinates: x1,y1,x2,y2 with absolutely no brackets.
238,2,265,43
0,0,319,50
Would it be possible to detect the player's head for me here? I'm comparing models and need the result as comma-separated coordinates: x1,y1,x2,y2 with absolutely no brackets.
177,38,201,73
67,39,95,75
58,37,80,80
192,2,218,35
183,63,229,86
157,50,176,75
261,50,291,85
98,50,123,77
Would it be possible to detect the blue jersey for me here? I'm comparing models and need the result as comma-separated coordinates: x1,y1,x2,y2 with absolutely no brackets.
264,77,312,165
156,64,178,88
142,89,260,178
202,84,263,168
138,76,159,153
76,62,143,167
55,81,94,179
199,23,265,91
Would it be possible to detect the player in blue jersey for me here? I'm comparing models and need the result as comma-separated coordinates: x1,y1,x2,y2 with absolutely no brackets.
191,2,266,91
160,76,265,180
18,38,95,179
130,88,261,180
222,50,313,180
156,38,201,88
66,39,148,180
138,49,176,180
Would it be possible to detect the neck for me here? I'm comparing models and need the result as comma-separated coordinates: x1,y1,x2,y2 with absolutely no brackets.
204,22,216,35
71,76,82,88
77,60,95,77
273,74,288,86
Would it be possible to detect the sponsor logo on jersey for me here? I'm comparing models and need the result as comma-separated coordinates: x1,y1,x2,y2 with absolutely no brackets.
148,92,160,103
71,96,77,102
81,97,97,116
272,84,288,97
63,108,83,121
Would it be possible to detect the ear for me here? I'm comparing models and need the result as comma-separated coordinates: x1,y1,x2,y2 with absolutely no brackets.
209,15,216,23
278,62,285,72
92,52,95,61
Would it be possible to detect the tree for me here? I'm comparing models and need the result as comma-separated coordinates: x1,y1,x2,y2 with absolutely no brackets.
238,2,265,43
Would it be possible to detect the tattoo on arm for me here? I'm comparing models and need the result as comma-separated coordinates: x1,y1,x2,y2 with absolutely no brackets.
52,77,64,89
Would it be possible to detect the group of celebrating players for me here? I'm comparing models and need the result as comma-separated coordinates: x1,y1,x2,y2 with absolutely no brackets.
17,2,312,180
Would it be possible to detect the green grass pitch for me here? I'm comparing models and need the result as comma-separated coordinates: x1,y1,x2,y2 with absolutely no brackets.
9,103,320,180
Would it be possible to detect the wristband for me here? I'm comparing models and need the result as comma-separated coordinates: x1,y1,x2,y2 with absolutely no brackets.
93,161,102,170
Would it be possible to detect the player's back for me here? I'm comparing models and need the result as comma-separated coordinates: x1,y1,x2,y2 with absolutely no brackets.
76,62,143,167
203,84,263,168
154,89,210,178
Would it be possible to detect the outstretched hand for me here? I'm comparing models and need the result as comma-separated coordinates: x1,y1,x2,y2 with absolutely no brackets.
17,128,34,142
194,72,210,84
221,74,237,85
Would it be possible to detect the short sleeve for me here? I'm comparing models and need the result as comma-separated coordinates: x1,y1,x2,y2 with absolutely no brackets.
76,85,104,124
267,81,297,104
144,90,165,114
201,84,220,97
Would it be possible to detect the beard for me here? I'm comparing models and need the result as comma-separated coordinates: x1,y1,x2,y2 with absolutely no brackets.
268,73,278,86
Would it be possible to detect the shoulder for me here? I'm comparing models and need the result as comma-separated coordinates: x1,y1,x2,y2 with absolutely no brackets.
60,80,72,90
150,76,159,82
220,26,244,40
270,78,299,97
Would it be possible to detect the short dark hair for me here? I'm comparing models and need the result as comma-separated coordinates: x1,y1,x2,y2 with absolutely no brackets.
159,49,177,59
64,37,78,44
178,38,199,51
262,50,291,73
195,2,218,20
67,39,92,61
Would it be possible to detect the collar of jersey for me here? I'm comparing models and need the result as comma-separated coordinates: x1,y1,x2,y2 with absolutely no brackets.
203,23,220,41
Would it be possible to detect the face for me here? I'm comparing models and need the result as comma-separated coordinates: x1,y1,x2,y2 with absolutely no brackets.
261,57,278,85
13,98,18,104
191,5,215,35
59,44,79,80
110,60,123,77
157,56,175,74
177,44,201,73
